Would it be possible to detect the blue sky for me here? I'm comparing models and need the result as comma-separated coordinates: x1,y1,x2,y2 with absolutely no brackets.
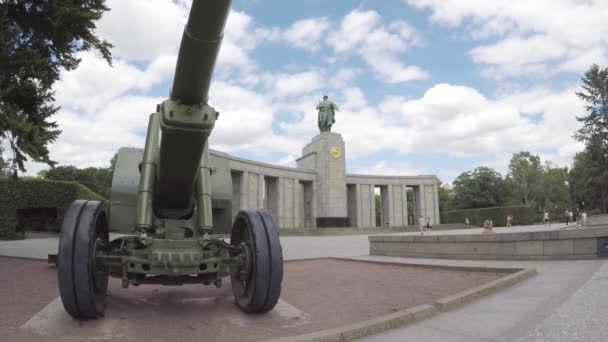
14,0,608,183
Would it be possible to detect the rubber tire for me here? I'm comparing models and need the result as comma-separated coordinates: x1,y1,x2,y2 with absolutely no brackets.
230,210,283,313
58,200,109,319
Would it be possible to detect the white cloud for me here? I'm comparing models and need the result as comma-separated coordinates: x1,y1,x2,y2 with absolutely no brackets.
354,160,428,176
271,71,323,97
54,52,173,113
326,9,429,83
99,0,276,73
276,154,297,167
97,0,186,61
406,0,608,77
42,95,160,171
20,1,588,186
469,34,567,67
283,17,330,51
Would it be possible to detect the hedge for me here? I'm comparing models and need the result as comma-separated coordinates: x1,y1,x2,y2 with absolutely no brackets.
440,205,536,227
0,177,108,239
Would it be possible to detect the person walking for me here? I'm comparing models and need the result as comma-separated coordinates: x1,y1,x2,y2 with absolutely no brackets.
426,217,432,231
569,210,574,225
418,215,425,235
564,209,570,225
465,217,470,227
581,210,587,226
506,213,513,228
543,211,550,227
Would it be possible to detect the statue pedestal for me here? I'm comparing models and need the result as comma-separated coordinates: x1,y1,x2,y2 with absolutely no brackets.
296,132,349,227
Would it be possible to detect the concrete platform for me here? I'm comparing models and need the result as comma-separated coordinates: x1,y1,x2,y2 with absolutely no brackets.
369,223,608,260
0,256,525,342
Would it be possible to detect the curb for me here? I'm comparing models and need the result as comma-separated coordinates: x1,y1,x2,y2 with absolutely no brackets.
432,268,537,311
264,263,536,342
264,304,439,342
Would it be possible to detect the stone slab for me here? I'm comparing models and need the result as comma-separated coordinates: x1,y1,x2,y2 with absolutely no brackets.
574,238,597,255
515,240,543,256
543,239,574,256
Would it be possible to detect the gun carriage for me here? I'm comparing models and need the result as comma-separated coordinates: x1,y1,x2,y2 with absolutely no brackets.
57,0,283,318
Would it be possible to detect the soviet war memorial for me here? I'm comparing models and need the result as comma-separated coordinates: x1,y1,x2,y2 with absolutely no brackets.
2,1,608,342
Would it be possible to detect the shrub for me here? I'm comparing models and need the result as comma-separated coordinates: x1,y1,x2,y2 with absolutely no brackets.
0,177,107,239
440,205,536,227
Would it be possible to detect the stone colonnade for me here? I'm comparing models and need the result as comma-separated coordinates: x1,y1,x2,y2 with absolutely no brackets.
345,175,440,228
211,149,440,229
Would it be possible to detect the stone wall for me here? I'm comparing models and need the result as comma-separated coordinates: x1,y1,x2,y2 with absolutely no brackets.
369,226,608,260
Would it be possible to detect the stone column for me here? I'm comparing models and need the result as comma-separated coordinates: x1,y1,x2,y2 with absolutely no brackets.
311,181,317,228
370,184,376,227
241,171,249,210
402,185,408,226
413,185,421,220
277,177,285,227
391,185,403,227
356,183,363,228
247,173,259,209
433,183,440,224
293,179,300,228
258,175,264,209
387,184,394,227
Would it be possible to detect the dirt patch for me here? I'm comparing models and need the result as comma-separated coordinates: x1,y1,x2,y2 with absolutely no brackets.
0,257,59,332
2,257,505,342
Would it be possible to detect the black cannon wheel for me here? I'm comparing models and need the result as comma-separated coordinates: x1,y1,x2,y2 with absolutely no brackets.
58,200,109,319
230,210,283,313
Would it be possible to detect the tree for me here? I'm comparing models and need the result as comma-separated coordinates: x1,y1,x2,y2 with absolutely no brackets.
438,181,454,212
0,1,112,174
575,64,608,145
572,64,608,213
507,151,543,207
536,163,571,213
0,146,11,176
45,165,96,189
452,167,509,209
570,137,608,213
42,153,116,198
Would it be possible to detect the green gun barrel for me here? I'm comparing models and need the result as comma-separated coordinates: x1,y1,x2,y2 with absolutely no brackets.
170,0,230,105
151,0,231,220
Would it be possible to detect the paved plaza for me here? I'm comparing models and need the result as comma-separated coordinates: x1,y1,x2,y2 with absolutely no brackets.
0,223,606,341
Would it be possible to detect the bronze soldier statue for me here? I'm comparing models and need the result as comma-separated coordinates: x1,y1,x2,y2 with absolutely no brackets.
316,95,339,132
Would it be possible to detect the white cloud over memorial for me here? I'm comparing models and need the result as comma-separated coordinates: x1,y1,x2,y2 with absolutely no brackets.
12,0,590,182
406,0,608,78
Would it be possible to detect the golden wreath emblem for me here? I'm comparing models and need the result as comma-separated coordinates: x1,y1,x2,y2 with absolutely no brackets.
329,147,341,159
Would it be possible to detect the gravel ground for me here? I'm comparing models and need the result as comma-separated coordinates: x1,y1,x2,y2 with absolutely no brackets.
1,257,504,342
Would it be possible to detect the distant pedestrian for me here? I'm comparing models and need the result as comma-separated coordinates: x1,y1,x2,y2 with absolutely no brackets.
506,213,513,228
581,210,587,226
465,217,470,227
569,210,574,225
426,217,432,231
384,221,391,230
576,208,582,225
564,209,570,225
543,211,550,226
418,215,425,235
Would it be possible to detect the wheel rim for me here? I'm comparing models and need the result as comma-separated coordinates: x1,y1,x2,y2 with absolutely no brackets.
92,237,108,313
232,217,255,303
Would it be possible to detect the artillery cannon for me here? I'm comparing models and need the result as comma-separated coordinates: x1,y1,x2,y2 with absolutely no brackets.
57,0,283,318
